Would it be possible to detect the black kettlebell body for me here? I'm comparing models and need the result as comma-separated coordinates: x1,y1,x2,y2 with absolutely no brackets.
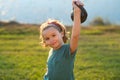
71,2,88,23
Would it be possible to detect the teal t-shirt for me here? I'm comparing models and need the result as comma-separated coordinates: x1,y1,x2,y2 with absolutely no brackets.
43,44,77,80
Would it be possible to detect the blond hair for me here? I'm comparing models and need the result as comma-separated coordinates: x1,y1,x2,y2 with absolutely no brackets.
40,19,68,46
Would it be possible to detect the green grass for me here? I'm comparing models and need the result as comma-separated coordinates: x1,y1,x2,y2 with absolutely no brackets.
0,25,120,80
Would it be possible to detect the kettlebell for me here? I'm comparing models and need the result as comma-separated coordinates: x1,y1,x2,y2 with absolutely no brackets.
71,2,88,23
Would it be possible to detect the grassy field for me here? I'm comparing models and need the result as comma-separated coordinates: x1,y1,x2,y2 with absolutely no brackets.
0,24,120,80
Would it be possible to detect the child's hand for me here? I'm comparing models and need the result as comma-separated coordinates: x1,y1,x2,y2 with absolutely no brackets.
72,0,84,10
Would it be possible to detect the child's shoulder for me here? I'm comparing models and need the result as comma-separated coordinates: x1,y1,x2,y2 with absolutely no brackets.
61,44,70,49
58,44,70,52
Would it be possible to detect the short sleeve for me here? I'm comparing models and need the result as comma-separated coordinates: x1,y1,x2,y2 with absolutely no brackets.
64,44,77,59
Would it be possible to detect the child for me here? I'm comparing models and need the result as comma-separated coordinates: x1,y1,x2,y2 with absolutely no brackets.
40,0,83,80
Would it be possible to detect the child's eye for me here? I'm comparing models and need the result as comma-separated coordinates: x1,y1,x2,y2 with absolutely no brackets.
45,38,49,41
52,35,56,37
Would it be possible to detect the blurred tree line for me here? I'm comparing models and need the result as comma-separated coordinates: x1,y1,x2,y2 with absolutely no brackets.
89,17,111,26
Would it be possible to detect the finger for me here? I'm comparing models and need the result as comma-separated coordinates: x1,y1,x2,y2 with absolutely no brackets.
73,0,84,6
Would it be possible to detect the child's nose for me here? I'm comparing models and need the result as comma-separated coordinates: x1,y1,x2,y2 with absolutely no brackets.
50,38,55,44
50,38,54,43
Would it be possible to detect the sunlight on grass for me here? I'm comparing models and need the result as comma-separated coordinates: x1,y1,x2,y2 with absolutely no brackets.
0,25,120,80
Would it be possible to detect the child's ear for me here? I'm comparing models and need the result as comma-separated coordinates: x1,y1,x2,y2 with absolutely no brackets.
61,32,64,37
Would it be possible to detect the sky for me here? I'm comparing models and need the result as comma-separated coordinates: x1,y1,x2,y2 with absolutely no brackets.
0,0,120,25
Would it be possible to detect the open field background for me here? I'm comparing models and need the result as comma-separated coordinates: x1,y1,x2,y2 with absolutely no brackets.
0,24,120,80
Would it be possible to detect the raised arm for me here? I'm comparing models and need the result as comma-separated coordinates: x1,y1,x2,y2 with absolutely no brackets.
70,0,83,54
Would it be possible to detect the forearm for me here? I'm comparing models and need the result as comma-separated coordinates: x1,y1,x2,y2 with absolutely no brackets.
72,8,81,38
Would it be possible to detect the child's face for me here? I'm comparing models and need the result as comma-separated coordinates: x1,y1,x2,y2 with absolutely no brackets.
42,27,64,50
